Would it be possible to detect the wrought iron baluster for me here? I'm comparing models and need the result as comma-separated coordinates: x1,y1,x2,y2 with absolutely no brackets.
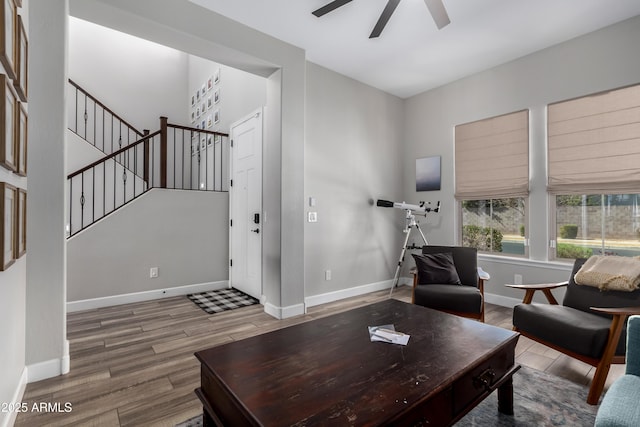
80,173,85,230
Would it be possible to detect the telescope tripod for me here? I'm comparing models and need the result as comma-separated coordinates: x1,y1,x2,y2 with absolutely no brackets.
389,210,428,297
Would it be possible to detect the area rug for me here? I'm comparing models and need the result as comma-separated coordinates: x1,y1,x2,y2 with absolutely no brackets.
187,288,259,314
176,366,598,426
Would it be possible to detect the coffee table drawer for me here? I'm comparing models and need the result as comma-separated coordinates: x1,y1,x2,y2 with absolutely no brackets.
452,345,515,414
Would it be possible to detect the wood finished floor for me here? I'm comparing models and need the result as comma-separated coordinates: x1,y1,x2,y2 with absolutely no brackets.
15,286,624,426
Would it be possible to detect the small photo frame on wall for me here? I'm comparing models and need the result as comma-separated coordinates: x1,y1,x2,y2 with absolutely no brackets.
0,181,16,271
206,95,212,110
213,68,220,85
0,75,17,172
416,156,441,191
207,135,213,146
206,114,212,128
207,76,213,91
0,0,16,80
200,84,206,97
15,101,26,176
13,14,26,102
190,111,195,123
191,94,195,107
214,87,220,104
200,119,205,129
213,109,220,124
15,187,24,257
196,89,201,102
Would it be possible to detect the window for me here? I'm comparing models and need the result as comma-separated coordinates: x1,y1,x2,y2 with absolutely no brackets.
555,194,640,259
455,110,529,255
461,198,526,256
548,84,640,259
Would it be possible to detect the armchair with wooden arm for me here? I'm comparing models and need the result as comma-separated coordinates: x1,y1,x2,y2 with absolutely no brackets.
507,258,640,405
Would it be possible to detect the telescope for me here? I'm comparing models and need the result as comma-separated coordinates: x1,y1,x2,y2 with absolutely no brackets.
376,199,440,215
376,199,441,297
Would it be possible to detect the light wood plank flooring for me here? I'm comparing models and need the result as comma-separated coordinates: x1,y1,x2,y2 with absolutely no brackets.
15,287,623,426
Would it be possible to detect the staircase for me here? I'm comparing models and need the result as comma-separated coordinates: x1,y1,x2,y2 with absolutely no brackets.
66,79,229,237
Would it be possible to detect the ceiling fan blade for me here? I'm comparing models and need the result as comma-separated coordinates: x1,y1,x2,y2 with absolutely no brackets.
312,0,353,17
369,0,401,38
423,0,450,29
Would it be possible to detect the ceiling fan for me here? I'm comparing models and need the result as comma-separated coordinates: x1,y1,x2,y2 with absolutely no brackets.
312,0,450,38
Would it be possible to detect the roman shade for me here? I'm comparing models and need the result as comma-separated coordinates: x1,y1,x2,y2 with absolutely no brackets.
548,84,640,194
455,110,529,200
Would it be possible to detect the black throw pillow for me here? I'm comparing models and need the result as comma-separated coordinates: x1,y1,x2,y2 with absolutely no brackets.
412,252,461,285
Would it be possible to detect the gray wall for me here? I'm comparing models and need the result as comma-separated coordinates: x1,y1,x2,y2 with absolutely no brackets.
67,190,229,301
26,0,69,383
403,15,640,303
304,62,404,298
0,0,28,415
68,17,188,132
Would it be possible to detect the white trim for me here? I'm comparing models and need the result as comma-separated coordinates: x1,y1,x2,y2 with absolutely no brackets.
61,339,70,374
263,301,305,319
1,368,28,427
27,357,67,383
66,280,229,312
304,278,412,309
478,254,573,272
484,292,522,309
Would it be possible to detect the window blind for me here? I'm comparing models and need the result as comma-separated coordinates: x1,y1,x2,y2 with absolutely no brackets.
454,110,529,200
548,84,640,194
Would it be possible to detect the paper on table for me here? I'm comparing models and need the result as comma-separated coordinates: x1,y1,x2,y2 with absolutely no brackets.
368,324,410,346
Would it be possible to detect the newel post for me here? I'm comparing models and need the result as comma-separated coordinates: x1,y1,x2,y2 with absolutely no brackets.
160,116,168,188
143,129,150,187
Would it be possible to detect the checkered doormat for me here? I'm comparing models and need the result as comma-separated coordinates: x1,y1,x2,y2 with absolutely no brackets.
187,288,259,314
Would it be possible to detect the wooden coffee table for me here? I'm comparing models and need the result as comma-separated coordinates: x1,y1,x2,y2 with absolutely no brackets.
195,299,520,426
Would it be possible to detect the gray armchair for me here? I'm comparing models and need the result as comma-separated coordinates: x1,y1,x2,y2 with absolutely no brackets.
509,258,640,404
411,246,485,322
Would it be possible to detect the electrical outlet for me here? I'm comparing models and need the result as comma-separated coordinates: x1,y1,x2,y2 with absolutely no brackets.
514,274,523,285
150,267,159,278
325,270,331,281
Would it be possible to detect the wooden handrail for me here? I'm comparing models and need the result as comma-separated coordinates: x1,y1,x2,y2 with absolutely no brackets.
67,130,161,180
167,122,229,138
68,79,144,137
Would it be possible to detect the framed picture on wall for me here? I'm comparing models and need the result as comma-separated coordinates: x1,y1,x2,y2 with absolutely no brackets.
207,95,212,110
0,0,16,80
213,109,220,124
207,135,212,146
206,114,212,128
415,156,441,191
15,187,24,257
0,74,17,172
14,101,25,176
0,181,16,271
200,83,206,97
213,68,220,85
207,76,213,91
214,87,220,104
13,14,26,102
191,94,195,107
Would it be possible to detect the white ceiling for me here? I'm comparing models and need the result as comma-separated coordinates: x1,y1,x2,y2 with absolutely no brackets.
190,0,640,98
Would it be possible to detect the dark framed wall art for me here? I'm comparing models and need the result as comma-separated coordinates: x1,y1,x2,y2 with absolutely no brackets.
0,73,17,171
0,181,16,270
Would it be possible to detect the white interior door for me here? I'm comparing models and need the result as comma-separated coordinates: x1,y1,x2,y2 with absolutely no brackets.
229,109,263,300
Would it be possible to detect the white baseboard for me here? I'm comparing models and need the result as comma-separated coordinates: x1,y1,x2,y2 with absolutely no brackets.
27,357,67,384
1,367,28,427
484,292,522,309
66,281,229,312
304,277,411,309
263,302,305,319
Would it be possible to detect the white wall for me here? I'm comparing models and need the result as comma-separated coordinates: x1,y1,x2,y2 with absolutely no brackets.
67,189,229,302
68,17,189,132
403,15,640,303
304,63,405,301
0,0,28,418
